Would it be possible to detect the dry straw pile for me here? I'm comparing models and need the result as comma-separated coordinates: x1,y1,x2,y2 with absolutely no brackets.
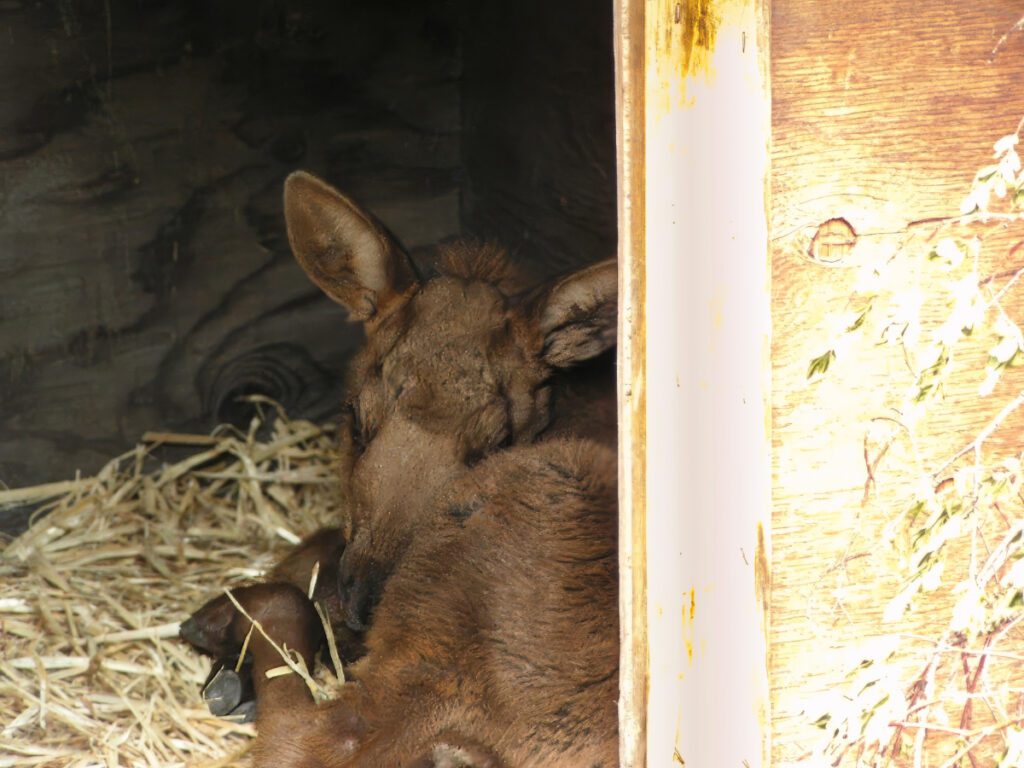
0,401,345,767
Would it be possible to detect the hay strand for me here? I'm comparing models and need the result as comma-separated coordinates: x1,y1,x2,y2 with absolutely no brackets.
0,404,345,767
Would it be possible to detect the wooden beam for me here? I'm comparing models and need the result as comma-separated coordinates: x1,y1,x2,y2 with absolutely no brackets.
617,0,772,764
615,0,648,764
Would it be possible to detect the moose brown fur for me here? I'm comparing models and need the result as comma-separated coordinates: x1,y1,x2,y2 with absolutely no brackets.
182,172,619,767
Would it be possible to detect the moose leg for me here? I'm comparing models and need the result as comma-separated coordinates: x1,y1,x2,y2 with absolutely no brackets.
180,527,352,717
192,582,360,767
220,584,372,768
181,527,345,656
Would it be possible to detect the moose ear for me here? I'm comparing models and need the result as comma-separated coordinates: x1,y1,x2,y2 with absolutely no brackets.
284,171,417,321
537,259,617,367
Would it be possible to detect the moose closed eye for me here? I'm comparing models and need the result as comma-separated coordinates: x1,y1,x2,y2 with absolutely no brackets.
342,400,377,455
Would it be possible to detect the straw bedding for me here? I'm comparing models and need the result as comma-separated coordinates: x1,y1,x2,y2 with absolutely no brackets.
0,401,346,767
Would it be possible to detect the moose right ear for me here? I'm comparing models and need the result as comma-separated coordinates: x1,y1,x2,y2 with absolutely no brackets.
535,259,618,368
284,171,417,321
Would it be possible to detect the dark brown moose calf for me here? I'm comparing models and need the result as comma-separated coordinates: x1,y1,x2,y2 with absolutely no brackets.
182,172,619,767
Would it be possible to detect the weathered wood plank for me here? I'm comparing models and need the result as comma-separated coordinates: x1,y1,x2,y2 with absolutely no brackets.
0,0,461,499
460,0,618,277
771,1,1024,763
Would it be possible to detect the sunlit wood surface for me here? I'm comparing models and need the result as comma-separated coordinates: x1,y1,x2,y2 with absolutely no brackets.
771,2,1024,763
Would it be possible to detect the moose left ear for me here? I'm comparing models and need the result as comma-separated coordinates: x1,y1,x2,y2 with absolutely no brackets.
537,259,617,368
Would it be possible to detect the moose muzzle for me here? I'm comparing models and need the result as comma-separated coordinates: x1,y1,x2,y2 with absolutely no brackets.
337,552,390,632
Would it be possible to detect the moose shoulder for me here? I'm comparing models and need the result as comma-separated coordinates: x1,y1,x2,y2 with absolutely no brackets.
182,171,619,767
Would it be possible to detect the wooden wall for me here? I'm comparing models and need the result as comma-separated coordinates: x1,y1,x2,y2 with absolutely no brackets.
460,0,618,277
0,0,462,494
771,1,1024,762
0,0,618,529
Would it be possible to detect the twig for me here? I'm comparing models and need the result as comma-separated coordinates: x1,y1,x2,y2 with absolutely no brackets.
314,601,345,685
0,480,98,506
987,262,1024,307
937,734,988,768
93,622,183,645
142,432,221,446
991,15,1024,60
862,430,893,504
978,258,1024,290
895,640,1024,664
885,655,936,765
890,721,972,737
235,624,255,675
931,388,1024,479
957,637,992,768
896,714,1024,739
975,521,1024,590
906,211,1024,230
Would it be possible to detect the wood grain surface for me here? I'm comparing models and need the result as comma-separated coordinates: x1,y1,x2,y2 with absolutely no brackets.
0,0,462,497
460,0,618,277
0,0,618,521
771,1,1024,763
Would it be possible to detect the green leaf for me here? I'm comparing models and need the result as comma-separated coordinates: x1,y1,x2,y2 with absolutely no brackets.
807,349,836,380
905,500,926,526
847,309,869,332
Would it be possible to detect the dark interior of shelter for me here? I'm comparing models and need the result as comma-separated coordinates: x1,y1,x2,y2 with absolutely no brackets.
0,0,617,531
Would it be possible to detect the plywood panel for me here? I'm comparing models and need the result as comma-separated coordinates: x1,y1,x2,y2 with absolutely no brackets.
771,2,1024,763
460,0,617,277
0,0,460,501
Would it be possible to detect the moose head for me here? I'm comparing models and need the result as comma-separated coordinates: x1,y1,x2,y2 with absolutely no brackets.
284,171,617,631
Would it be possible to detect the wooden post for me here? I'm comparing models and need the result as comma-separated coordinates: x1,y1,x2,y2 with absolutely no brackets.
616,0,771,764
615,0,648,763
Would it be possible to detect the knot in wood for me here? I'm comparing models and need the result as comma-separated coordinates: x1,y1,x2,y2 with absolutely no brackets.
809,217,857,264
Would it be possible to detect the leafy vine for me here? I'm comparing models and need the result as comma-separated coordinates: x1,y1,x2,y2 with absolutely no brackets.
797,118,1024,768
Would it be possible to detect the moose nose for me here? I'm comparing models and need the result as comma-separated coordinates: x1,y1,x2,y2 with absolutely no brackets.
337,553,388,633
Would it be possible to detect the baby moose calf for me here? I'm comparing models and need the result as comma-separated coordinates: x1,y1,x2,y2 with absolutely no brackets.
182,172,619,767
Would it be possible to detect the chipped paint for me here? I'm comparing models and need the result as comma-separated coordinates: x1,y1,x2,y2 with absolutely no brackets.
682,588,696,667
677,0,719,80
754,522,770,617
754,519,772,767
649,0,758,115
710,291,725,330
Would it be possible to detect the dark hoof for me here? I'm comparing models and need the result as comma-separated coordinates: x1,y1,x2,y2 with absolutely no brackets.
202,658,254,717
224,698,257,724
179,593,238,657
178,616,207,649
